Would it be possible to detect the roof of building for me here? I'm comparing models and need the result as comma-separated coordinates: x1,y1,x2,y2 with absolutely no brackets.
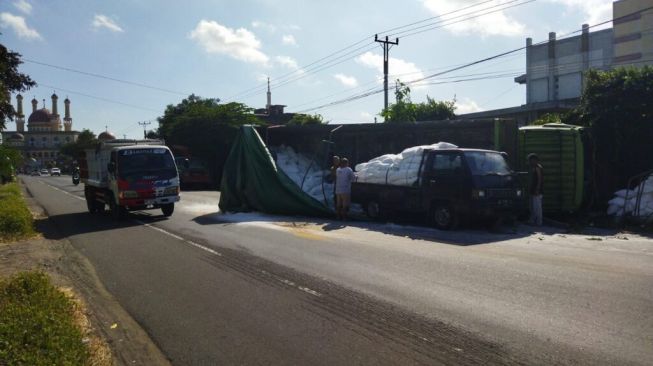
28,108,53,123
98,131,117,141
10,133,24,140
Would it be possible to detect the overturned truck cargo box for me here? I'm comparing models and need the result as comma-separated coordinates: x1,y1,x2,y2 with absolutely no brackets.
219,126,332,217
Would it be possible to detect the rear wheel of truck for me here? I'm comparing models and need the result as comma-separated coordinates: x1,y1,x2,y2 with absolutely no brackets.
366,201,382,220
161,203,174,217
432,204,458,230
108,195,127,220
85,187,101,213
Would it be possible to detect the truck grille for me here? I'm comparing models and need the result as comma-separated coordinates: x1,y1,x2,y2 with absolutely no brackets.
487,189,515,198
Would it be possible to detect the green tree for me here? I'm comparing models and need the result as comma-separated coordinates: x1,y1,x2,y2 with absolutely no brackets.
532,113,562,125
1,42,36,129
59,129,97,158
0,145,22,182
287,113,324,125
157,95,261,183
567,66,653,202
381,81,456,122
415,96,456,122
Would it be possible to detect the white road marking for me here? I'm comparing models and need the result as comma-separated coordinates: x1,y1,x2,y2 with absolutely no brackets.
38,180,85,201
36,178,223,258
133,219,223,257
35,178,323,298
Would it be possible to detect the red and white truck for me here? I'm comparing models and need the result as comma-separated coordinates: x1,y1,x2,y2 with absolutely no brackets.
79,139,181,218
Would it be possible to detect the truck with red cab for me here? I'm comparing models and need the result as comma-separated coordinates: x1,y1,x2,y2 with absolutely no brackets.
79,139,180,218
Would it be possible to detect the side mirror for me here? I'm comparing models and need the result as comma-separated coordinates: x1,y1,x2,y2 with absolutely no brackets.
500,151,509,159
107,162,116,173
183,158,190,169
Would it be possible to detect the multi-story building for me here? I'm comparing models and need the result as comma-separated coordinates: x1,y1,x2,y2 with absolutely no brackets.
613,0,653,67
1,94,80,168
460,0,652,124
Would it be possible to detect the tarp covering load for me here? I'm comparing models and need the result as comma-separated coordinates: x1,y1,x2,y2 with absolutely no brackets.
355,142,457,186
273,145,333,207
219,126,332,216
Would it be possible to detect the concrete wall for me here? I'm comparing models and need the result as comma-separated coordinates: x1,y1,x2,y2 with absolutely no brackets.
263,119,518,168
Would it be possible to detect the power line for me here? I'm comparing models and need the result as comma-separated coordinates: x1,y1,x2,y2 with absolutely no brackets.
292,8,653,114
24,59,192,96
37,83,161,112
226,0,515,102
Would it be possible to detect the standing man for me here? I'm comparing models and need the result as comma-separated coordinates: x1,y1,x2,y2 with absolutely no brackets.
528,153,544,226
330,155,340,208
335,158,355,220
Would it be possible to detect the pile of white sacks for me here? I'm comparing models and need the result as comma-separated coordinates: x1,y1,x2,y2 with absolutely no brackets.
607,175,653,218
355,142,458,186
273,145,333,206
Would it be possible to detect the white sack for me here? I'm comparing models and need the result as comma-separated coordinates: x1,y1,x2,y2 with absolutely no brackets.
355,142,458,186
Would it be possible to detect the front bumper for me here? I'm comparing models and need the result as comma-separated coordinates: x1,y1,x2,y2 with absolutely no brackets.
120,195,180,209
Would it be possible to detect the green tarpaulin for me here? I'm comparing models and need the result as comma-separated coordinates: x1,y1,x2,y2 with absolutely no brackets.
219,126,332,216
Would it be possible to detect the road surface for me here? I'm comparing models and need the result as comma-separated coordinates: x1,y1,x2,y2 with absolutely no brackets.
22,175,653,365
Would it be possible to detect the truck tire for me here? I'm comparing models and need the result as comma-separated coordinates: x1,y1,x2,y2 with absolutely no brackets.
108,194,127,220
366,201,382,220
432,203,458,230
85,187,101,213
161,203,174,217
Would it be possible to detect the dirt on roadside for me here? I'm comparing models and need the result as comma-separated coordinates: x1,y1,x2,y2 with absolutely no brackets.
0,185,171,366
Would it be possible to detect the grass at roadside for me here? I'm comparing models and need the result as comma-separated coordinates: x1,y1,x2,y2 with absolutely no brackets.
0,183,35,241
0,272,90,365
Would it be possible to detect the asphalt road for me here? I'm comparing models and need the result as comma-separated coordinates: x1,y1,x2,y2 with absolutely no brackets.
23,175,653,365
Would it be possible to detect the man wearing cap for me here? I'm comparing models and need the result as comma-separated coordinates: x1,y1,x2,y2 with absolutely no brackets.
528,153,544,226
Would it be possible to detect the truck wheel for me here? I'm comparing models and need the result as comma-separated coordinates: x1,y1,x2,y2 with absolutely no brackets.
366,201,381,220
432,204,458,230
161,203,174,217
109,195,127,220
85,187,98,213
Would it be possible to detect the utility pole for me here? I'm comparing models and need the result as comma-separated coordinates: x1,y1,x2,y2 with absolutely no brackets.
138,121,151,139
375,34,399,119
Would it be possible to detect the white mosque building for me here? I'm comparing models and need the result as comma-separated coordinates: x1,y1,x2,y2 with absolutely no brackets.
1,93,80,167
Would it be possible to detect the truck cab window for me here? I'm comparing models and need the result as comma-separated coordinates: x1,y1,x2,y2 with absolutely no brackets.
432,154,462,175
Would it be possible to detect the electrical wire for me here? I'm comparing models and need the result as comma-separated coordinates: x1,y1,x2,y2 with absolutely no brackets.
24,59,192,96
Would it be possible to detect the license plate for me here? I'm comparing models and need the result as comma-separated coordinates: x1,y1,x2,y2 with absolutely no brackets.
498,199,511,207
145,199,154,205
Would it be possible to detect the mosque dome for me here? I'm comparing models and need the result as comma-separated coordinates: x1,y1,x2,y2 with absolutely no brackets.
98,131,116,141
28,108,53,123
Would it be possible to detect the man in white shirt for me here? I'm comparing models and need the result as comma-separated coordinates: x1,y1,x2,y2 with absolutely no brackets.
335,158,355,220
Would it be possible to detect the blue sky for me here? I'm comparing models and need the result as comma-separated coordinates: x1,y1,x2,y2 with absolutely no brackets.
1,0,614,138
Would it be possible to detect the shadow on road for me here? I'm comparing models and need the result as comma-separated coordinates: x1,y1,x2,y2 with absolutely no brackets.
191,211,534,246
37,211,168,241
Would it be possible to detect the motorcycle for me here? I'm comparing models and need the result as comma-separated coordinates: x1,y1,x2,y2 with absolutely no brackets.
72,168,80,186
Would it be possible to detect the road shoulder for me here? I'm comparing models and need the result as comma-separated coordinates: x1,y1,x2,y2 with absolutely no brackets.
0,182,171,366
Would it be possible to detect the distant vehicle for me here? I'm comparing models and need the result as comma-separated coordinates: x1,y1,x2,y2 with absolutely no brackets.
79,139,181,219
30,170,40,176
50,168,61,176
352,148,524,230
175,157,212,190
39,169,49,176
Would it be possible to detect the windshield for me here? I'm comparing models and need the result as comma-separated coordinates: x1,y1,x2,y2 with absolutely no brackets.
118,148,176,179
464,151,511,176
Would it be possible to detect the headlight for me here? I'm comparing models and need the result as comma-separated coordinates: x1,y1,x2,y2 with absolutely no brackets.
164,186,179,195
119,190,138,199
516,189,523,197
472,190,486,199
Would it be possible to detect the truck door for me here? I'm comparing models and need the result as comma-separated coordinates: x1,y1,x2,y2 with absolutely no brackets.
423,152,465,208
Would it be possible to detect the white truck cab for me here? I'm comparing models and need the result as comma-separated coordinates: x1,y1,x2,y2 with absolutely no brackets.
80,139,180,219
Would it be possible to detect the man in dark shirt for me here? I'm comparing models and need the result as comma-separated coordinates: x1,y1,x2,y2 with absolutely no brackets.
528,153,544,226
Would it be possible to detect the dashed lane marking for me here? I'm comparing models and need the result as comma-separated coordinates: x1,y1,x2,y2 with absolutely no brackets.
35,178,323,298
